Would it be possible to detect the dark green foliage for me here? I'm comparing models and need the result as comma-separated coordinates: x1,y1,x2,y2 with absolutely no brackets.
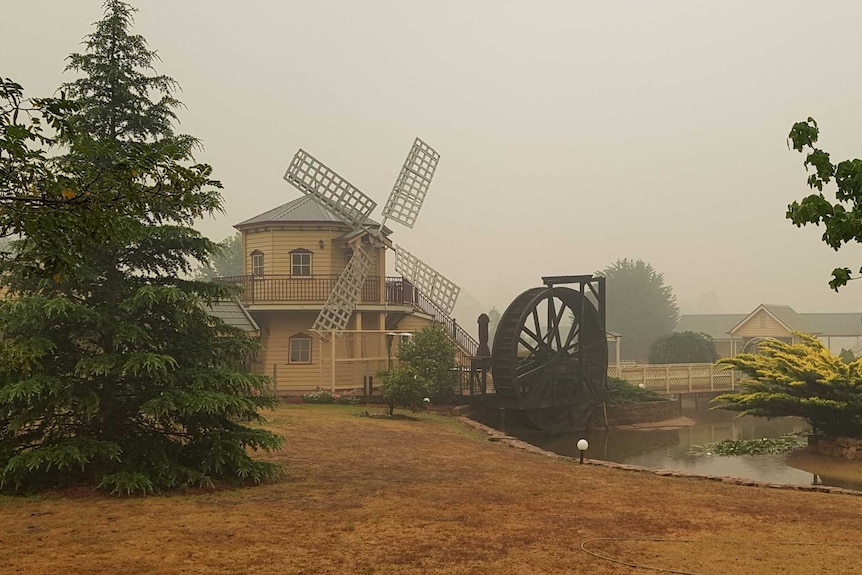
397,324,458,403
839,348,856,364
648,331,719,364
380,365,429,416
196,232,243,280
599,258,679,362
714,334,862,438
605,377,664,405
0,1,283,493
787,118,862,290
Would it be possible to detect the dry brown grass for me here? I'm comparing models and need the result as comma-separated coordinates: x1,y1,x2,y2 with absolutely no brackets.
2,404,862,575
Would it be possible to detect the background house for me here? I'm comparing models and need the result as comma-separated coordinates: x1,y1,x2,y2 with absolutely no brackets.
677,303,862,358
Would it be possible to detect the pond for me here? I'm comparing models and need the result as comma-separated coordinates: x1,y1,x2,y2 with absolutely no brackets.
509,400,862,492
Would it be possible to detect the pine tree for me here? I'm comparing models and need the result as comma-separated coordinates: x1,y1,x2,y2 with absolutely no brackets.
0,1,283,494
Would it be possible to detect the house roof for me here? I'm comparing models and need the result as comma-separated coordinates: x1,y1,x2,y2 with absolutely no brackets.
802,313,862,336
677,305,862,339
206,299,259,333
676,314,746,340
236,195,389,234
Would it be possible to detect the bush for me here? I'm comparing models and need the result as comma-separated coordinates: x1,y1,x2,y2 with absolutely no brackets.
648,331,718,364
605,377,665,405
398,324,458,404
714,333,862,438
302,391,335,404
379,365,429,416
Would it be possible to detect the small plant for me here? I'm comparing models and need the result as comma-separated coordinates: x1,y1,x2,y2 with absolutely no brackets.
398,325,457,404
333,391,360,405
302,390,335,404
705,436,806,456
605,377,665,405
379,365,429,416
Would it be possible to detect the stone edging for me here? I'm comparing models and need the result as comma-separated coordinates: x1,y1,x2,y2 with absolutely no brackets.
456,416,862,497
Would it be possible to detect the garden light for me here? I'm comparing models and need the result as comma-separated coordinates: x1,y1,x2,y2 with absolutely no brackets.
577,438,589,464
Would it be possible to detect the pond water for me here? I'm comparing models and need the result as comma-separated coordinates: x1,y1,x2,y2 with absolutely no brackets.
511,401,862,492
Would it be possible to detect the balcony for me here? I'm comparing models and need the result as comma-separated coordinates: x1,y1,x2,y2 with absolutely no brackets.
214,275,417,307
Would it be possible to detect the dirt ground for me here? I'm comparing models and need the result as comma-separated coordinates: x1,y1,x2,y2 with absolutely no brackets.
2,404,862,575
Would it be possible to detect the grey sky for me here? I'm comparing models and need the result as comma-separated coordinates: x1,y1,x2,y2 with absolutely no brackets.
4,1,862,324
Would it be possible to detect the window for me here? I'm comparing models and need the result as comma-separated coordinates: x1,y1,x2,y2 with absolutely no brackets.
250,250,264,277
289,335,312,364
290,249,312,277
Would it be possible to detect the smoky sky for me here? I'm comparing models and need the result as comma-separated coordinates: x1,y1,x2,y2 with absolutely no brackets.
4,1,862,325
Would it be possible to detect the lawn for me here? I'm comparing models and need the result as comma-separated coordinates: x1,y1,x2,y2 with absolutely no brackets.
2,404,862,574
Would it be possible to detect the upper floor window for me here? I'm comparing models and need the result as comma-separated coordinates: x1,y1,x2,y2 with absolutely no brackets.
290,248,312,277
250,250,264,277
289,334,312,364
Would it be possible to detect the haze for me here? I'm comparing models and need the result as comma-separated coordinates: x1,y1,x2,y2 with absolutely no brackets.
4,0,862,324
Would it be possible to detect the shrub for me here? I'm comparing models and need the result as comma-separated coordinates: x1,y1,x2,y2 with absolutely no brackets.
648,331,718,364
302,391,335,404
714,333,862,438
605,377,665,405
398,324,457,404
379,365,429,416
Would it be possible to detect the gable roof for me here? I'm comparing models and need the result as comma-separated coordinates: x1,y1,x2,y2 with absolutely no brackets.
677,305,862,339
729,304,813,335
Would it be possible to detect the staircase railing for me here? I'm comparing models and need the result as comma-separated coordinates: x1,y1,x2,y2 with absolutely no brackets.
413,289,479,358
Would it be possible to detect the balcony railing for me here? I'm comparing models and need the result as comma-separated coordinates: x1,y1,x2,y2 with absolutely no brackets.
215,275,418,306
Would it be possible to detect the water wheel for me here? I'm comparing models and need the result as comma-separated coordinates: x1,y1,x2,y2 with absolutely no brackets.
491,284,607,431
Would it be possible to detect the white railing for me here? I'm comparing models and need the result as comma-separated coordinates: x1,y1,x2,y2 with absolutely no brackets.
609,363,739,394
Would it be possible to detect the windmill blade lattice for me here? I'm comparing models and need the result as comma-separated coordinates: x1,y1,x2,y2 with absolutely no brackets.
382,138,440,229
394,245,460,315
284,149,377,231
311,245,373,338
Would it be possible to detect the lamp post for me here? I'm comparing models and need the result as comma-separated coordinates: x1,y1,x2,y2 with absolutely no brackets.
577,438,589,464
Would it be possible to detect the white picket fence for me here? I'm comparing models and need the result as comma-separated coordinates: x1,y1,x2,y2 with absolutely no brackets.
609,363,739,394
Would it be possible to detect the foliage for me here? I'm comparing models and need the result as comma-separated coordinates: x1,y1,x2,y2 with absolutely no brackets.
301,390,359,405
397,324,458,404
605,377,665,405
196,232,243,280
0,1,282,494
839,348,856,364
787,118,862,290
714,334,862,438
599,258,680,362
705,436,805,456
302,391,335,404
648,331,718,364
379,365,429,416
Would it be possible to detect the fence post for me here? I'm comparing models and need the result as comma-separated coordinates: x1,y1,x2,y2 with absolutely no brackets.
709,365,715,391
665,365,670,394
642,366,647,387
688,364,692,392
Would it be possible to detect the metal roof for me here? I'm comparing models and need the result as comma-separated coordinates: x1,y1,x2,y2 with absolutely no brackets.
206,299,259,333
802,312,862,336
236,195,388,233
676,314,746,339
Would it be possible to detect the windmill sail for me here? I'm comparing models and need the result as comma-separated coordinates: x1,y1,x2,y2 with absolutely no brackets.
311,245,373,338
381,138,440,229
394,245,460,315
284,149,376,231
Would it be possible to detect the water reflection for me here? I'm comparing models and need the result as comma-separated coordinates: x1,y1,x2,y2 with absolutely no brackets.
519,406,862,491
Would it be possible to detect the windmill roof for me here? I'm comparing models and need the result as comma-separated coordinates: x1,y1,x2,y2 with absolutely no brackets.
236,195,389,233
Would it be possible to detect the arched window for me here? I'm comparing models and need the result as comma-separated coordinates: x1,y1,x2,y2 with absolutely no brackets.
290,248,312,277
250,250,264,277
289,333,312,364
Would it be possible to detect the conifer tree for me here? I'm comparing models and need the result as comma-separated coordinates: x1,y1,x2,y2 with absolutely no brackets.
0,1,283,494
